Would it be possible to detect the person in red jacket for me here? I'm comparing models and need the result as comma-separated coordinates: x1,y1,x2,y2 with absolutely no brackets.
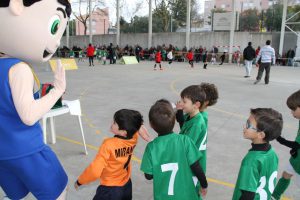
255,46,261,68
186,49,194,68
87,43,95,66
154,50,162,70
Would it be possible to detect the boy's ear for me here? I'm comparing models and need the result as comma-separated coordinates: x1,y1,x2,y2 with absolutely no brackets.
9,0,24,16
258,131,266,140
195,101,201,109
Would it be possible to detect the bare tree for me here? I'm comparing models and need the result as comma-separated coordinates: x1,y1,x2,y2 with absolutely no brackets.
107,0,145,26
72,0,105,35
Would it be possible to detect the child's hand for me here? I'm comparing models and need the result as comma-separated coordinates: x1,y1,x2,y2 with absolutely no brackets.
74,181,80,191
200,187,207,198
290,148,298,158
175,101,183,110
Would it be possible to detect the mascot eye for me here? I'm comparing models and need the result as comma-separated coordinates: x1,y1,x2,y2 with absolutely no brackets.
48,15,61,35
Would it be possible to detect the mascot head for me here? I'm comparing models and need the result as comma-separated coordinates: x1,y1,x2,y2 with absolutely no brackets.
0,0,71,63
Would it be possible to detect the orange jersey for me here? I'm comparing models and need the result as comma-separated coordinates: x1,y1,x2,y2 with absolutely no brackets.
78,133,138,186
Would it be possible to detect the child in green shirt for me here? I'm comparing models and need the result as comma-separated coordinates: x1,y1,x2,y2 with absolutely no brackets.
175,85,207,173
272,90,300,199
232,108,283,200
141,99,208,200
100,48,108,65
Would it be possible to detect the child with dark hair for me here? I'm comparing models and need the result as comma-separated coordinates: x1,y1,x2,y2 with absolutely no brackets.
154,50,162,70
176,85,208,181
176,83,218,177
75,109,145,200
141,99,208,200
186,49,194,68
272,90,300,200
198,82,219,126
232,108,283,200
176,83,219,128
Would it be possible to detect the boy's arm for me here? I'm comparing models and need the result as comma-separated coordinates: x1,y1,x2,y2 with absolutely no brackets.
140,144,153,180
240,190,255,200
77,143,109,186
190,160,208,189
276,136,300,149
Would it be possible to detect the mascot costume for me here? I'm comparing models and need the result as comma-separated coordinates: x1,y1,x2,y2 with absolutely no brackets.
0,0,71,199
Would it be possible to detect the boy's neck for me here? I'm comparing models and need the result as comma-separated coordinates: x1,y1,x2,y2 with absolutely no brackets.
199,107,207,112
251,138,267,145
250,143,270,151
189,110,199,118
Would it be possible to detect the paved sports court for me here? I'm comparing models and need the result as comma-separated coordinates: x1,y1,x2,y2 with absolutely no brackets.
1,60,300,199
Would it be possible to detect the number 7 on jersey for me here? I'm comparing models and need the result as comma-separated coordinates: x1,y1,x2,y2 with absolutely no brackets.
161,163,179,195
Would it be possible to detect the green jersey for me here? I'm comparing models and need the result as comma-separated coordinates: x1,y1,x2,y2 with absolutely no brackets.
201,111,208,127
180,112,207,172
289,120,300,174
100,50,107,57
232,147,278,200
141,133,203,200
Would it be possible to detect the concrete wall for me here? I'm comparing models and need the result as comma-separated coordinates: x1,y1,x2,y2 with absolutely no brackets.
61,32,297,54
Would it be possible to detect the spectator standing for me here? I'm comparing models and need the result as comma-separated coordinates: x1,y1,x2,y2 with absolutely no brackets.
255,46,261,57
108,43,114,64
255,46,261,67
203,51,208,69
243,42,256,78
199,46,203,62
87,43,95,66
254,40,276,85
135,45,141,63
219,52,226,65
287,48,295,66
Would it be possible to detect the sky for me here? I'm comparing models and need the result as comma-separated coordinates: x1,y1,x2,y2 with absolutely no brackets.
72,0,204,24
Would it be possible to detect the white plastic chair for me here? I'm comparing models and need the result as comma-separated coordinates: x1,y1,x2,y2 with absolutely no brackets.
42,100,88,155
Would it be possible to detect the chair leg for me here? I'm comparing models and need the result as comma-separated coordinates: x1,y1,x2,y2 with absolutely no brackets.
50,117,56,144
42,117,47,144
78,116,88,155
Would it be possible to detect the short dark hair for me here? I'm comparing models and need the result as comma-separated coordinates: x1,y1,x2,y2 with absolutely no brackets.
181,85,206,106
248,42,252,46
286,90,300,111
250,108,283,142
149,99,175,135
114,109,143,139
266,40,271,45
0,0,71,17
199,82,219,106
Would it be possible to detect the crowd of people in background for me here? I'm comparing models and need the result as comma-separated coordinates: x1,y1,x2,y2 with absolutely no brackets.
57,42,296,68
